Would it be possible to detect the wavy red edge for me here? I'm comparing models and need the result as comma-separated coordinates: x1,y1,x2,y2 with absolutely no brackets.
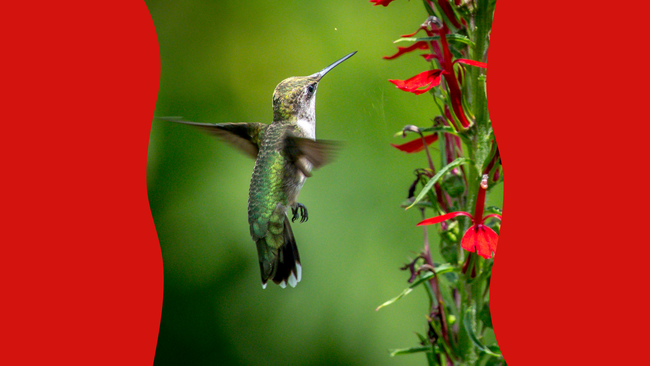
3,2,163,365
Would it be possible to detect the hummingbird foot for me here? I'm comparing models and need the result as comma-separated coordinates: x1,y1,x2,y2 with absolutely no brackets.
291,203,308,223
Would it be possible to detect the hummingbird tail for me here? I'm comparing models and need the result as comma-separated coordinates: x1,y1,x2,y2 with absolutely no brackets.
257,215,302,289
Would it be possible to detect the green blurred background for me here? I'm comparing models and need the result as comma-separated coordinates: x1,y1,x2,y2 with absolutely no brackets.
146,1,503,365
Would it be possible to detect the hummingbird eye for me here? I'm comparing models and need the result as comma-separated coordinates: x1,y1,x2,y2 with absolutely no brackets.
306,84,315,95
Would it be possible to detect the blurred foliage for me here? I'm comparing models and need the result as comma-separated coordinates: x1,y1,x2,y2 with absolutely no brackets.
146,1,503,365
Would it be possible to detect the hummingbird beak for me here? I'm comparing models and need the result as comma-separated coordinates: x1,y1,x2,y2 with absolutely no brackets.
314,51,357,80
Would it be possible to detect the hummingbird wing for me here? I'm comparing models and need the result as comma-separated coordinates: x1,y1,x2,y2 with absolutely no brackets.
158,117,267,159
283,135,339,178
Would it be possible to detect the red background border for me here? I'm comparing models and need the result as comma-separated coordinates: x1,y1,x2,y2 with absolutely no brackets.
2,2,162,364
489,1,650,364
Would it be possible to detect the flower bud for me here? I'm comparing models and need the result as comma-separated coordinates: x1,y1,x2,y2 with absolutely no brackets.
424,16,443,30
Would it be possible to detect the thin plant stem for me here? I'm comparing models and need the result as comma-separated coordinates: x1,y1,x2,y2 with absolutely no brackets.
420,208,454,358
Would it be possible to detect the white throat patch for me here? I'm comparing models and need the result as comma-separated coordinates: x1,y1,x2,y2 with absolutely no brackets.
297,94,317,139
297,118,316,139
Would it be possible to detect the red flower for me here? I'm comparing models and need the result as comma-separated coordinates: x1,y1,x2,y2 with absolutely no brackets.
417,175,501,259
454,59,488,69
384,18,484,129
370,0,396,6
389,69,445,95
383,42,429,60
391,133,439,153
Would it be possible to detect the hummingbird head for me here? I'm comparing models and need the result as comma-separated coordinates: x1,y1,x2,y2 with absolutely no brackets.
272,75,320,123
272,51,356,126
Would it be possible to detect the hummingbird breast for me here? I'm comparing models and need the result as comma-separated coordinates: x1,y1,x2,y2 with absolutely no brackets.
247,121,309,242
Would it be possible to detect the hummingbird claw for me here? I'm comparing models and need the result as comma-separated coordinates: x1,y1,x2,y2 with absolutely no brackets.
291,203,308,223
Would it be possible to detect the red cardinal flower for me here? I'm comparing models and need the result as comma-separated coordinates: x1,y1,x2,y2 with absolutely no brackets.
454,59,488,69
389,69,445,95
383,42,429,60
391,133,439,153
417,175,501,259
370,0,396,6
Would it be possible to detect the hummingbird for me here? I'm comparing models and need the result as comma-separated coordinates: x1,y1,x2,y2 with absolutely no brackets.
160,51,356,289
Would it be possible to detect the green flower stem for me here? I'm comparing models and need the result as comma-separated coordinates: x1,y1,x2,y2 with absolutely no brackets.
462,0,494,261
466,253,477,279
471,0,492,163
420,209,452,350
455,3,494,363
420,133,435,172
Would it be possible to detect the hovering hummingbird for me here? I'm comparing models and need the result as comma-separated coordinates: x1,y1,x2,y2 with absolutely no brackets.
160,51,356,289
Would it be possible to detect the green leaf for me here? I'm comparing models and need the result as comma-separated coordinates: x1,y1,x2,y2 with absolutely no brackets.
484,206,502,216
439,247,458,272
410,271,434,288
463,307,502,357
392,126,458,138
393,37,436,43
400,198,433,210
389,345,431,356
414,332,428,345
431,263,455,274
376,264,455,311
406,157,470,210
418,126,459,136
394,34,475,47
487,344,502,354
479,303,493,329
375,288,413,311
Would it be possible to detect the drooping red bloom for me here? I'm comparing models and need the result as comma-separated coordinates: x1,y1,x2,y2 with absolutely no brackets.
369,0,396,6
391,133,439,153
383,42,429,60
417,175,501,259
454,59,488,69
389,69,445,95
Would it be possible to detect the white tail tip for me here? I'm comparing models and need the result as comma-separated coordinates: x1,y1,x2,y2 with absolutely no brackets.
288,272,297,288
296,263,302,282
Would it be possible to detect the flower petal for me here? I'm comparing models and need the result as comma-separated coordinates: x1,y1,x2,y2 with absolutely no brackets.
400,25,427,38
417,211,473,226
483,213,502,221
421,54,441,62
391,134,439,153
383,42,429,60
461,224,498,259
369,0,396,6
389,69,444,95
454,59,488,69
